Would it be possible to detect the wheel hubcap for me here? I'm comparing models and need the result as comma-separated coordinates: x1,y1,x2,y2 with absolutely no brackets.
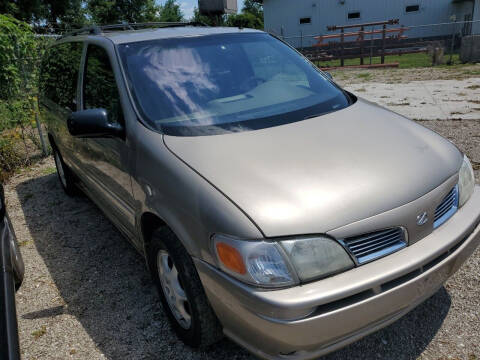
54,152,67,188
157,250,191,329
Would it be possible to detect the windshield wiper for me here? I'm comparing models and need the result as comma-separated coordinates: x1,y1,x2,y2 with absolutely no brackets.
304,113,324,120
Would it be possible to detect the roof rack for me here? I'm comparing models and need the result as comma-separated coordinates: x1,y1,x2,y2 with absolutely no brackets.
58,21,208,40
60,26,102,39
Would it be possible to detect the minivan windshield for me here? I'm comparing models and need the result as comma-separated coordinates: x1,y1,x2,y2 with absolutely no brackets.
119,32,352,136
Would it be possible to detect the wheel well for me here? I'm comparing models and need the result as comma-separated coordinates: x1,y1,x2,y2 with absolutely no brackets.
141,212,167,251
47,133,56,150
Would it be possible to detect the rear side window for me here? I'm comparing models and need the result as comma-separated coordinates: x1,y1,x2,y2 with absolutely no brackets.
83,44,123,124
39,42,83,111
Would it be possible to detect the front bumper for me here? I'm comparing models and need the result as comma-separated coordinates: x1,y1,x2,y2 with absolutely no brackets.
195,186,480,360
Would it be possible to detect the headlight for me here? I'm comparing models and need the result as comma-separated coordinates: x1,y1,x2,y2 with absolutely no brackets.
280,236,354,282
213,234,354,287
459,154,475,207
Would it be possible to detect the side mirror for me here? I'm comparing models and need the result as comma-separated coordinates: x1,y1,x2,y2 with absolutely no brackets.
67,109,123,138
324,71,333,80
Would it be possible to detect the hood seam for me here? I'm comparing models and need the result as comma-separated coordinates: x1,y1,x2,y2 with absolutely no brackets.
162,134,266,238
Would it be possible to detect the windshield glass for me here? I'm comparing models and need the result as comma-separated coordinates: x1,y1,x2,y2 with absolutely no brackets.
119,32,352,136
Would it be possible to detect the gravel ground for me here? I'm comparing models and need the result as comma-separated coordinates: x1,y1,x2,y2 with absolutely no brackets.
4,74,480,360
331,64,480,85
343,78,480,120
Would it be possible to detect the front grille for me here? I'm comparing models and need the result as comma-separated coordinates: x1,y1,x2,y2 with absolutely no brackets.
309,225,475,318
340,227,407,265
434,185,458,228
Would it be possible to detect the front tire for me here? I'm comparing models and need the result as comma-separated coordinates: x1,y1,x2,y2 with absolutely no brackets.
52,147,77,196
148,227,223,349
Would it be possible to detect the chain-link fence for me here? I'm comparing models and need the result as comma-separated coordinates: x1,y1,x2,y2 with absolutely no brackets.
275,19,480,69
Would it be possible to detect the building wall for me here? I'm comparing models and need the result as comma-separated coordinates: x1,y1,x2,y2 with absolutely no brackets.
263,0,476,48
473,0,480,34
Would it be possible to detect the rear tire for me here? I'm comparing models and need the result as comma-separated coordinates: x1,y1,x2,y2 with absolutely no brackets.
148,227,223,349
52,147,77,196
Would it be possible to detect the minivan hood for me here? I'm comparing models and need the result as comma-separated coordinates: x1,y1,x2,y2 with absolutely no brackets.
164,99,462,237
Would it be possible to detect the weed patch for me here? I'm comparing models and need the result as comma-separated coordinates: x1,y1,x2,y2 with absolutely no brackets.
32,325,47,340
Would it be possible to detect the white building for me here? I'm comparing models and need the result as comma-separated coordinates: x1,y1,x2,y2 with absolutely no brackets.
261,0,480,48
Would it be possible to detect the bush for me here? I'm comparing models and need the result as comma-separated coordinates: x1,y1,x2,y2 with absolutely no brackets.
0,15,52,181
0,14,36,100
0,136,23,181
0,98,34,131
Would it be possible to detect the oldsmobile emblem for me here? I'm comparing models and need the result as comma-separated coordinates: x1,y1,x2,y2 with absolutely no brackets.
416,211,428,226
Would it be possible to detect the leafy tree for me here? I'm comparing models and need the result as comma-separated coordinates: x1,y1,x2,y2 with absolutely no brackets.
0,0,42,23
222,0,263,29
87,0,160,25
53,0,87,30
0,1,18,16
191,7,225,26
42,0,85,28
243,0,263,20
0,0,86,30
158,0,183,22
226,12,262,29
240,0,263,29
0,14,36,100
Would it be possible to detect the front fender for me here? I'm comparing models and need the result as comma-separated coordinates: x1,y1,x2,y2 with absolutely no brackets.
132,124,263,265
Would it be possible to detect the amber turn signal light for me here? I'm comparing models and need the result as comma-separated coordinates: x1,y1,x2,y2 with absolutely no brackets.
215,242,247,275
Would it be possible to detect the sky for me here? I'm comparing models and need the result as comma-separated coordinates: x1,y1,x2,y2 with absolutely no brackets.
159,0,246,20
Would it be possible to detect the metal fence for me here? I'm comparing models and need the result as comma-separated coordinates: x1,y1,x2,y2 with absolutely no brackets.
280,19,480,46
276,19,480,68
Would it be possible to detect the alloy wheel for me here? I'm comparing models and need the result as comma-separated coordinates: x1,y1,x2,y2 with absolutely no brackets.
157,250,192,329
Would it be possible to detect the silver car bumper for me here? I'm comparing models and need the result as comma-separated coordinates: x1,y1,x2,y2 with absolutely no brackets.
194,186,480,360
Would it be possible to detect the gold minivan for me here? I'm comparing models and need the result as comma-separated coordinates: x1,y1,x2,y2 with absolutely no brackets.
40,23,480,359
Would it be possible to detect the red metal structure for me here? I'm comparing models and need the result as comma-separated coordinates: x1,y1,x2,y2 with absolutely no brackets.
313,19,409,66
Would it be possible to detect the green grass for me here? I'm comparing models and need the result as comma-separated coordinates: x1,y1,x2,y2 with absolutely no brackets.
315,53,463,69
41,166,56,175
463,69,480,76
356,72,372,80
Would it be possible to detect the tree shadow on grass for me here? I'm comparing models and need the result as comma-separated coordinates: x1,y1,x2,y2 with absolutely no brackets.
16,173,450,360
